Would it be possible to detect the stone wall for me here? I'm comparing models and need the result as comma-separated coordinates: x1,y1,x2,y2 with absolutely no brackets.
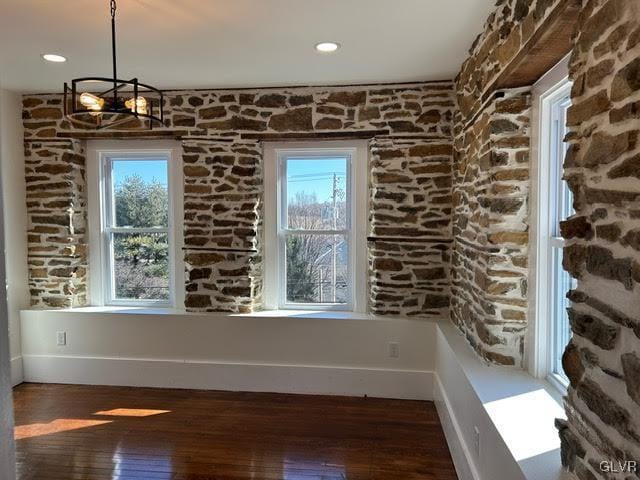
17,0,640,476
456,0,563,118
451,0,569,367
182,139,263,313
456,0,640,477
368,137,453,317
24,138,88,308
556,1,640,478
22,82,455,315
451,89,531,366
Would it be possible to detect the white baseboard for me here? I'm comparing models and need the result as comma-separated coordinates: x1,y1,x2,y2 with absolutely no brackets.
22,354,434,400
10,356,23,387
434,373,480,480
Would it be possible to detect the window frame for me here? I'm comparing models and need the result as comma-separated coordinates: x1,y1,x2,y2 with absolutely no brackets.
546,90,573,391
263,141,368,312
87,140,184,308
529,55,573,392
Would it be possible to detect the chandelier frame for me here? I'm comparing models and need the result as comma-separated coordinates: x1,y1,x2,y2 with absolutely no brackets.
62,0,164,130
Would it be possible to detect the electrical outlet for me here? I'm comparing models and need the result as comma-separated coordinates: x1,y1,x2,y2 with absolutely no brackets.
473,426,481,457
56,331,67,346
388,342,400,358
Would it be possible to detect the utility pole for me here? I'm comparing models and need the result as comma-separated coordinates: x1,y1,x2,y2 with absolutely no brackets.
332,173,337,303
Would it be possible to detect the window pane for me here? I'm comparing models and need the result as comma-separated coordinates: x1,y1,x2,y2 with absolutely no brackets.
286,157,347,230
559,98,573,224
550,94,574,382
113,232,169,301
555,96,573,231
113,159,169,228
285,234,348,305
552,247,574,378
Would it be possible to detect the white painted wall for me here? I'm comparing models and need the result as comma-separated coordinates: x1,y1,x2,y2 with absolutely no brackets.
19,307,572,480
20,309,436,399
0,89,28,386
0,87,17,480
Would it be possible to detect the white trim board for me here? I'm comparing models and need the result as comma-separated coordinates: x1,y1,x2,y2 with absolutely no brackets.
433,373,480,480
10,356,23,387
21,355,434,400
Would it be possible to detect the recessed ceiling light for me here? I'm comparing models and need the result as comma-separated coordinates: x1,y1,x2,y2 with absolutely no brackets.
42,54,67,63
315,42,340,53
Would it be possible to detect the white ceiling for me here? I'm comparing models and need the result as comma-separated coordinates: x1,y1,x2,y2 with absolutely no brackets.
0,0,495,93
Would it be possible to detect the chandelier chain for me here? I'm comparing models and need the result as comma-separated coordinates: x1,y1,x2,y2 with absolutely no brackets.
110,0,116,19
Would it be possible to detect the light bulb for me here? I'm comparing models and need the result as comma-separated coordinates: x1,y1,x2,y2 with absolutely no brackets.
42,54,67,63
79,92,104,111
315,42,340,53
125,96,148,115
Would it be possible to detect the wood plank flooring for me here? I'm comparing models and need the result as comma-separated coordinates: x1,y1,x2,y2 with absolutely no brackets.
13,383,458,480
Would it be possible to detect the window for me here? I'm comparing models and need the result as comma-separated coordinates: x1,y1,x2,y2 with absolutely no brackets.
547,92,574,382
531,57,574,390
264,142,367,312
88,142,181,307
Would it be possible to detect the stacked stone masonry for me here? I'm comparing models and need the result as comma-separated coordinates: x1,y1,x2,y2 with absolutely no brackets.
451,0,565,367
455,0,640,478
557,1,640,478
23,136,88,308
456,0,563,118
182,139,263,313
451,89,531,366
22,82,455,315
368,137,453,317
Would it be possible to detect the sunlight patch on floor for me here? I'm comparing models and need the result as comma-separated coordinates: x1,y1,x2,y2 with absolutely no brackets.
94,408,171,417
15,419,113,440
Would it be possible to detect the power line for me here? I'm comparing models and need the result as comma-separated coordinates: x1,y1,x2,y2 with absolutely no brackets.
288,173,346,179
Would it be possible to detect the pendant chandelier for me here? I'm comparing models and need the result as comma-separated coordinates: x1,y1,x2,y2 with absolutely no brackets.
63,0,164,130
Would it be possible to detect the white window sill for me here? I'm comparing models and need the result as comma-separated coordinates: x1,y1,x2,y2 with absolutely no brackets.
436,320,568,480
546,372,569,398
20,306,428,323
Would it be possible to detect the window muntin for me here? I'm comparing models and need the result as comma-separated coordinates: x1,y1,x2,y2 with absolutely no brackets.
548,94,574,382
278,153,352,309
102,154,173,305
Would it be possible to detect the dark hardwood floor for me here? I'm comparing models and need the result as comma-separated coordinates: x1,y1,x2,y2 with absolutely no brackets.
13,383,458,480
